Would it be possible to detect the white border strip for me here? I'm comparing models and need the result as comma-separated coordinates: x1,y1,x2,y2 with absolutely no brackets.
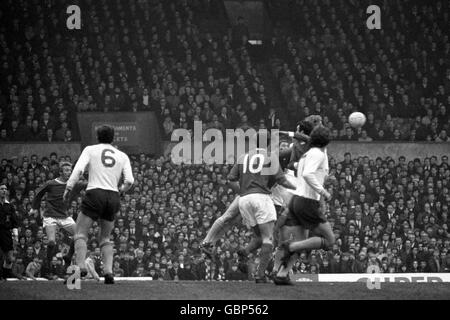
6,274,450,282
317,273,450,282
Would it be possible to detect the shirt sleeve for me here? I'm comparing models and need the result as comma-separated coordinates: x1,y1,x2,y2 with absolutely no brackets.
31,182,49,209
302,149,326,194
67,147,90,189
122,155,135,185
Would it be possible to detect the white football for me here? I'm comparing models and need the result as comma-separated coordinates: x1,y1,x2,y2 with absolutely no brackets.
348,112,366,128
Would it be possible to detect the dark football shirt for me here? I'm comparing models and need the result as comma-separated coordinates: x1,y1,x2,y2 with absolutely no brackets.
227,149,286,197
32,179,86,218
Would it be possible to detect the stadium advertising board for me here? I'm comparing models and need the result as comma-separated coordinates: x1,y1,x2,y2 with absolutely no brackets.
77,112,162,155
91,122,137,144
291,273,450,282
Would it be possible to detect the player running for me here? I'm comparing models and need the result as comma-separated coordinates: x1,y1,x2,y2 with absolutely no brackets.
228,144,296,283
30,162,85,267
276,126,335,284
0,184,19,280
63,125,134,284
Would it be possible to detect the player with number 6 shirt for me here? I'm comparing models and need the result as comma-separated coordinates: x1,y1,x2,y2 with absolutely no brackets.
63,125,134,284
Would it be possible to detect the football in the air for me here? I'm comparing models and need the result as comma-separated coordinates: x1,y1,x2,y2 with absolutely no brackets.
348,112,367,128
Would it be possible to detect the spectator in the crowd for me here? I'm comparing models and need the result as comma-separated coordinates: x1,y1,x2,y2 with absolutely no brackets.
46,255,66,280
25,257,42,280
225,264,247,281
1,150,443,279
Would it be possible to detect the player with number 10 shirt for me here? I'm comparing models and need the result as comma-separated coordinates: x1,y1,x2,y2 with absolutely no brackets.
227,148,296,283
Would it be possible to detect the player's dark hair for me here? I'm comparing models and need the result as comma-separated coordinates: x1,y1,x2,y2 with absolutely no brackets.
309,126,331,148
297,120,314,136
97,125,115,144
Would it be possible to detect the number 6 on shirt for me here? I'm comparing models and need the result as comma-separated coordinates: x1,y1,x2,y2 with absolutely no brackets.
101,149,116,168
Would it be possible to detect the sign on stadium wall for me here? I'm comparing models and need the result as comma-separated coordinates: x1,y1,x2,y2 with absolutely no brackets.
291,273,450,283
77,112,162,155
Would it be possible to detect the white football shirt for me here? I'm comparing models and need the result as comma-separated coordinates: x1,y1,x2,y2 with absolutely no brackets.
290,147,329,200
271,169,297,206
67,144,134,192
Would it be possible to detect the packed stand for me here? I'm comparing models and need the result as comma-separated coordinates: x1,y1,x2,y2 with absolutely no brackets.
0,0,272,142
1,151,449,280
266,0,450,141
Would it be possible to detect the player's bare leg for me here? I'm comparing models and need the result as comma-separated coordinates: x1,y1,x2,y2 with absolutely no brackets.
280,222,335,268
273,225,305,275
74,213,93,277
98,218,115,284
274,226,308,285
272,208,289,272
237,227,262,273
201,197,240,257
255,221,275,283
45,224,58,265
63,223,76,266
241,234,262,256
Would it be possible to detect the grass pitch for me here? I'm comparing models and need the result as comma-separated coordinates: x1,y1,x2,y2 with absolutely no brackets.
1,280,450,300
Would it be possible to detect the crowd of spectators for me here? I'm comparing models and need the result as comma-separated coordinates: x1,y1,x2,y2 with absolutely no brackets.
1,0,450,280
0,0,273,143
1,0,449,143
267,0,450,141
1,150,449,280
